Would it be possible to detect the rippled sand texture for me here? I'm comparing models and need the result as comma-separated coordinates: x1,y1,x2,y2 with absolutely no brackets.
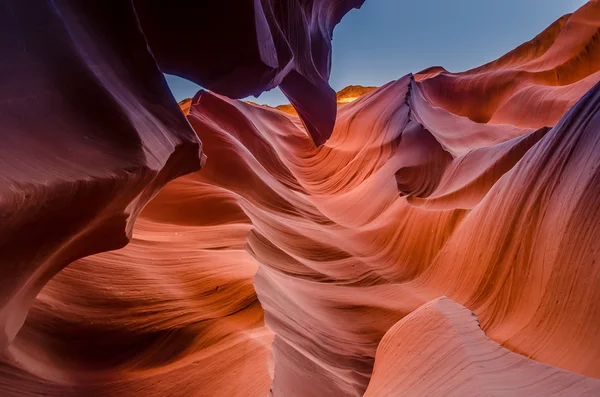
2,1,600,397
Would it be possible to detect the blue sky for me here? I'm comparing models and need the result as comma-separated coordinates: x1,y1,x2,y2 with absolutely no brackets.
165,0,588,106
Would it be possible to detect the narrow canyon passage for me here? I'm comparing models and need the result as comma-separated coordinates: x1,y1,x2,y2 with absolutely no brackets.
1,1,600,396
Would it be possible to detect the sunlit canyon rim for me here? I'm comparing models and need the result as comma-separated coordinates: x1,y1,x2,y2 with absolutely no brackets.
1,1,600,396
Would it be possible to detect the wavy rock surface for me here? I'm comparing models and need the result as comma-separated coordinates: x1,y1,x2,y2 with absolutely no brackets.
180,84,379,117
363,297,600,397
0,173,272,396
250,76,599,395
134,0,366,145
0,0,203,352
272,85,379,115
2,1,600,397
182,7,599,391
416,1,600,128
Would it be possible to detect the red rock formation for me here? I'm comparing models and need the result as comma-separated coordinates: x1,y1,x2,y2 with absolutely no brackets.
246,85,379,116
422,80,600,377
0,160,272,396
336,85,379,103
0,0,203,352
364,298,600,397
415,1,600,128
168,69,600,396
178,98,193,116
182,6,599,391
1,1,600,397
0,0,357,366
134,0,366,145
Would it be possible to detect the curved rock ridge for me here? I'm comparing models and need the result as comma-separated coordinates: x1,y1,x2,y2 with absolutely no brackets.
421,79,600,378
2,1,600,397
0,164,272,396
251,76,599,395
416,0,600,128
336,86,379,103
174,73,598,395
137,72,599,396
0,0,357,384
363,297,600,397
178,98,193,116
134,0,366,145
181,84,379,117
0,0,203,351
276,85,379,114
4,75,598,396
